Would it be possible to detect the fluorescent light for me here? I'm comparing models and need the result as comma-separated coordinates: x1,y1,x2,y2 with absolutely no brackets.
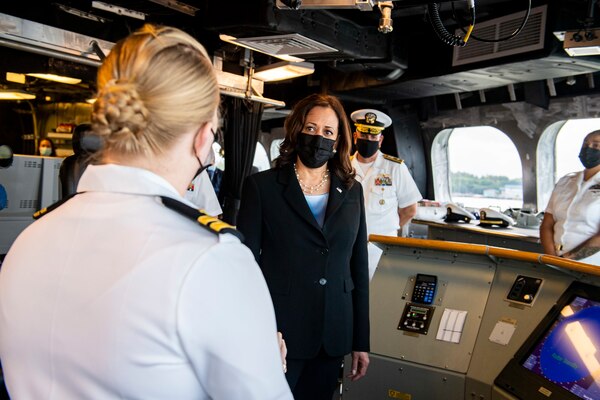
26,73,82,85
6,73,26,84
254,61,315,82
0,90,36,100
219,34,304,61
564,45,600,57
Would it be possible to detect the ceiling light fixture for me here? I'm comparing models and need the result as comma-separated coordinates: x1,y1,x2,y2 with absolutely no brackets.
0,89,36,100
26,73,82,85
219,33,336,62
6,72,26,84
253,61,315,82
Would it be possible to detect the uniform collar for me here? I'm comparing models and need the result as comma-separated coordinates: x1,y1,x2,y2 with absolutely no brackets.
78,164,193,206
585,169,600,183
372,150,386,169
352,150,384,178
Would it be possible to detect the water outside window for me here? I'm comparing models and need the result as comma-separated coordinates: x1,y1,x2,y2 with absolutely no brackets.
448,126,523,210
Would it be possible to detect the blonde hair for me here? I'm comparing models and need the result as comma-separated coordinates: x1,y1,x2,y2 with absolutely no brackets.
93,24,219,158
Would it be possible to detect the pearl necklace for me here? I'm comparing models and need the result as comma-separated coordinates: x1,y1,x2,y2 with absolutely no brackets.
294,163,329,194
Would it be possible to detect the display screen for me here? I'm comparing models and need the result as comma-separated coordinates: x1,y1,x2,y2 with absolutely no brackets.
521,296,600,400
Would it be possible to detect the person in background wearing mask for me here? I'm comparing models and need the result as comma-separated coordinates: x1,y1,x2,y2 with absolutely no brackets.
0,24,292,400
37,138,57,157
349,109,422,280
237,93,370,400
540,130,600,265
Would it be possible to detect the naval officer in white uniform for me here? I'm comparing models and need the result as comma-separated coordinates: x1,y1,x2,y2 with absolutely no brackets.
541,130,600,265
0,24,292,400
350,109,422,280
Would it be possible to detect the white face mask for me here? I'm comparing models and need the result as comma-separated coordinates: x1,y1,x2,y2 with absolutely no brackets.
40,147,52,156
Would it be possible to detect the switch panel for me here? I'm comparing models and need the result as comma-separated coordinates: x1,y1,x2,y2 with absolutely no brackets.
506,275,543,306
398,303,435,335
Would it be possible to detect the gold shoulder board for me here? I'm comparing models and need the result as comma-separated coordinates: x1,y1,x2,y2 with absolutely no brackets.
33,193,80,220
160,196,244,241
383,154,404,164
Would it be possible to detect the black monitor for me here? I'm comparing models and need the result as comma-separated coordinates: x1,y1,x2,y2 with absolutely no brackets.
495,281,600,400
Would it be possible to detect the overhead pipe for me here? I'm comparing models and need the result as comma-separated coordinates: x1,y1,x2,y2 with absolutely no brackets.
0,38,102,68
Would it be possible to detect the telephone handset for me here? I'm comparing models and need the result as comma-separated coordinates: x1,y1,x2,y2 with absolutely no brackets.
411,274,438,305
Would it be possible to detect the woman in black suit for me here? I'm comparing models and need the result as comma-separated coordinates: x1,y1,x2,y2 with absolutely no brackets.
237,93,370,399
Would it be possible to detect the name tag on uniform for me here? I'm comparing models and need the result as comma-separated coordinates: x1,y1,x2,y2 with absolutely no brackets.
590,184,600,194
375,174,392,186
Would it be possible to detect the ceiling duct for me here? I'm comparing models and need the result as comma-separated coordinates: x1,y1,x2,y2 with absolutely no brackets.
0,12,113,67
200,0,393,62
452,5,547,67
0,12,286,106
219,33,338,61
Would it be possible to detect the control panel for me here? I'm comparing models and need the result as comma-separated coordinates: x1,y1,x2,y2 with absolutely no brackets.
506,275,543,306
398,303,435,335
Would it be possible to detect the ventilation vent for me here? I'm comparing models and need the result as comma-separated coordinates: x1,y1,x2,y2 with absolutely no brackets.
223,33,338,57
452,5,546,66
19,199,38,209
23,160,41,168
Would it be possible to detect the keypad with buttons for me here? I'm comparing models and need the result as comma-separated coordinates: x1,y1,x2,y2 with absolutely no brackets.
411,274,437,305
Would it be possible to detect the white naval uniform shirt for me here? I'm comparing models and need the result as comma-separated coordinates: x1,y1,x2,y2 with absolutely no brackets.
184,169,222,216
545,170,600,265
0,164,292,400
351,151,422,236
351,151,422,279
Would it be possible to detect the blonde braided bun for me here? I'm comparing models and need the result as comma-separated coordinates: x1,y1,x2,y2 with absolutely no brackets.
93,24,219,158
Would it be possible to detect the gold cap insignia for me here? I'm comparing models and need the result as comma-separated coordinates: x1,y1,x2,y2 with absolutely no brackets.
365,112,377,124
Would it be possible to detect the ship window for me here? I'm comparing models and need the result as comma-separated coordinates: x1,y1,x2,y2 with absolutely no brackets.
433,126,523,211
270,139,284,162
537,118,600,211
253,142,271,172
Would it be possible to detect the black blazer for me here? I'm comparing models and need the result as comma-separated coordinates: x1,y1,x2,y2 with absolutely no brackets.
237,164,369,359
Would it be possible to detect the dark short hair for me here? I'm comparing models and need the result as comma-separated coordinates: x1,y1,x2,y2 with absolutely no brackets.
72,123,92,154
275,93,356,188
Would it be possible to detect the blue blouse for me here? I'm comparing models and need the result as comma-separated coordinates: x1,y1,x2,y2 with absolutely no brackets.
304,193,329,227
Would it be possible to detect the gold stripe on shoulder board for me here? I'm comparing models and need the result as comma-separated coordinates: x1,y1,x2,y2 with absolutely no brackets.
33,208,48,219
383,154,404,164
160,196,244,241
32,192,81,220
197,214,219,224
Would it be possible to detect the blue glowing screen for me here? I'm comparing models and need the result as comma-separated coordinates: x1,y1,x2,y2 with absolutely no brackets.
522,297,600,400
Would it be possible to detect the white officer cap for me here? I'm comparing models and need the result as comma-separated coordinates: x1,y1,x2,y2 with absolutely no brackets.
350,109,392,135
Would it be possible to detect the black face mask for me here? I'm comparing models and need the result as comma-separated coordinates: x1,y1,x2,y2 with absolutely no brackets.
296,133,336,168
579,146,600,169
355,138,379,158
